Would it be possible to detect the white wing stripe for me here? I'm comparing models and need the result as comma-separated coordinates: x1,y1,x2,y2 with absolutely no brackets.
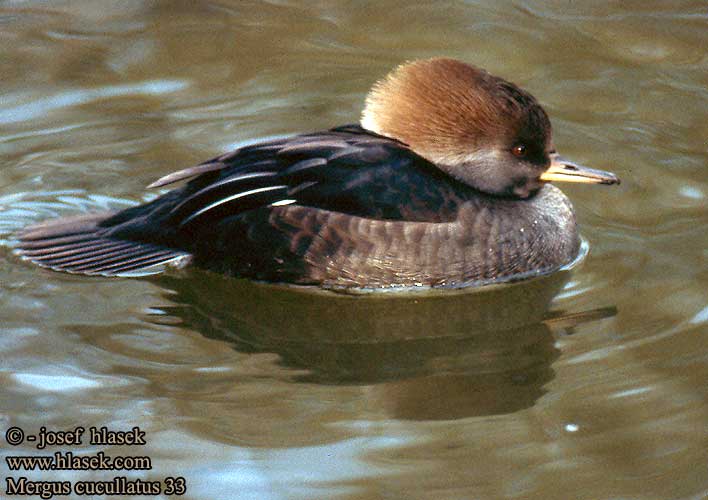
169,171,277,216
179,185,288,226
269,199,297,207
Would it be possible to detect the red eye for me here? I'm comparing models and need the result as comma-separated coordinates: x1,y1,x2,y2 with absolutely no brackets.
512,144,527,157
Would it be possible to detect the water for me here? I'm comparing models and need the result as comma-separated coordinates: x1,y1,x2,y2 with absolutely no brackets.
1,1,707,499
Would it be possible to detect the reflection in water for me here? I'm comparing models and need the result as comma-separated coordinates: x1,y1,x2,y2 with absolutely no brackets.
152,268,587,420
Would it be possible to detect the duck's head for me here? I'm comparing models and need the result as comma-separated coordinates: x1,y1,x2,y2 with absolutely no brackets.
361,58,619,199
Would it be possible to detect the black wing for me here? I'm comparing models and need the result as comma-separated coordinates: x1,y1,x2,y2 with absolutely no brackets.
102,125,466,240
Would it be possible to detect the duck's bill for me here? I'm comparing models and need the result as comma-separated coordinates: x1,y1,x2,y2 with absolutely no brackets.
540,154,620,185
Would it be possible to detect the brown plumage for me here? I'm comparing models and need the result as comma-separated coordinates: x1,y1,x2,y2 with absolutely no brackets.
14,58,619,288
362,58,550,163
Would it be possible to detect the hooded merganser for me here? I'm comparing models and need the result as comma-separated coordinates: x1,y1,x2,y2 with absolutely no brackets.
16,58,619,288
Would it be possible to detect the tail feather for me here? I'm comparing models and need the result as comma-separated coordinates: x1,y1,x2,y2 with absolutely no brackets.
17,233,101,249
15,213,191,277
82,250,180,274
17,240,122,258
18,213,109,240
37,242,139,267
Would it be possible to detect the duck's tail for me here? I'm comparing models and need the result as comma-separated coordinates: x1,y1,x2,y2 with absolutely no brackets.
14,213,191,277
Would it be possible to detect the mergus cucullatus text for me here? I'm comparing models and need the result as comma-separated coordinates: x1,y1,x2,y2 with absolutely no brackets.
16,58,619,288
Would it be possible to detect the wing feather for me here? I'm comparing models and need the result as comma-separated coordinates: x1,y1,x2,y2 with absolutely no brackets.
153,125,459,228
168,171,278,221
178,185,289,227
147,161,226,189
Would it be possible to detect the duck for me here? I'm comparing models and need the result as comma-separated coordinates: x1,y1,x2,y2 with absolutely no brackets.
15,58,619,289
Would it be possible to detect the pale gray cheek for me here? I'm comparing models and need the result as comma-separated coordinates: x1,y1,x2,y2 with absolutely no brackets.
452,159,516,195
441,154,540,196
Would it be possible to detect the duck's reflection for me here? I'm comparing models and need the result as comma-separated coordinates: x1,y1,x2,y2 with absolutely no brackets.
153,269,585,420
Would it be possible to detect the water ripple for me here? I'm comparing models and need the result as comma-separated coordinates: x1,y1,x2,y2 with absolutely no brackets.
0,80,189,125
